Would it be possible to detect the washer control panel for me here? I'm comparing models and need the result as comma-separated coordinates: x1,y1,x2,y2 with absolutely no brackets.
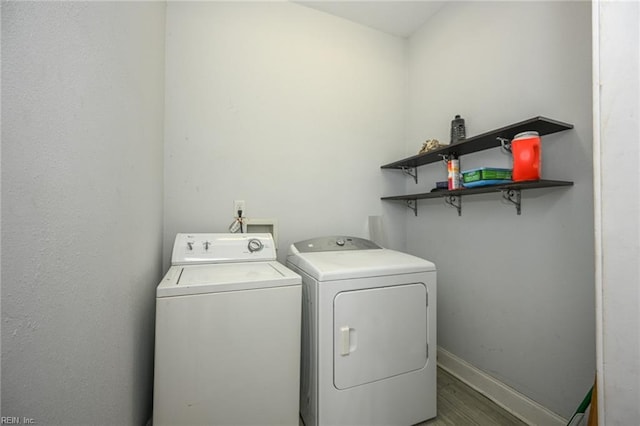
171,233,276,265
293,236,381,253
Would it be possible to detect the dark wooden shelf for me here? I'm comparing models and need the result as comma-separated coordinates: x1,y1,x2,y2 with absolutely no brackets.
381,116,573,170
381,179,574,201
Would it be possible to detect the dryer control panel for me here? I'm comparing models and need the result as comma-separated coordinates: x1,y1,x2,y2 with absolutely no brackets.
171,233,276,265
293,236,381,253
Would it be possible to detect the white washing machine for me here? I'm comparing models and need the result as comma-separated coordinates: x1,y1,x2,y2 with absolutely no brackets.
153,233,302,426
286,236,437,426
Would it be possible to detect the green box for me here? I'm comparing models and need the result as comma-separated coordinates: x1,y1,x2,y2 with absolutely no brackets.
462,168,512,183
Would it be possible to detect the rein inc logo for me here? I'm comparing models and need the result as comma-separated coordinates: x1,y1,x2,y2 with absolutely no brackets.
1,418,35,425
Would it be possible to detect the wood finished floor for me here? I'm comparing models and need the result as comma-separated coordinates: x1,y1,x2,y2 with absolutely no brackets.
299,367,528,426
419,367,528,426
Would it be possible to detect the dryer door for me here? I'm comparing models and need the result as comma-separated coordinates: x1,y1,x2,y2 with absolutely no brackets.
333,283,428,390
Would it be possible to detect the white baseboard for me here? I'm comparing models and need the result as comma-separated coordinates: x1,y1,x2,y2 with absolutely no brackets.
437,347,567,426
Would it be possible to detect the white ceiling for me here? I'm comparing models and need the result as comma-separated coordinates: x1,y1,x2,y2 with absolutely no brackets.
294,1,445,38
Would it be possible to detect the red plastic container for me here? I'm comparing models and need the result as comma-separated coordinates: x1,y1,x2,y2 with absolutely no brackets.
512,131,541,181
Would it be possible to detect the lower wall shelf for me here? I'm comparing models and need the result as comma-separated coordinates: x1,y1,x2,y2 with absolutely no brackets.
381,179,574,216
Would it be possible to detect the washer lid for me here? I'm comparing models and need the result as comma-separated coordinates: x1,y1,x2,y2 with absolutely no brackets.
157,261,301,298
286,248,435,281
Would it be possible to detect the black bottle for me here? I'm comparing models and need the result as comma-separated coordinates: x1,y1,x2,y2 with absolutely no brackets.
450,115,466,144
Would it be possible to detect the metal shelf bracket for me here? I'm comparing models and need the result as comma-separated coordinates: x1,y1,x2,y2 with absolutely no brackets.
400,166,418,184
502,189,522,215
406,199,417,216
445,195,462,216
498,137,512,154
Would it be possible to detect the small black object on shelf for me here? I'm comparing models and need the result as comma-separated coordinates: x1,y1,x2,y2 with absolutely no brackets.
450,115,466,144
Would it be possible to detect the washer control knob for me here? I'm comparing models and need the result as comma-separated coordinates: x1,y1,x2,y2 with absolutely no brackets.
248,238,263,253
187,242,193,250
204,241,210,251
336,239,345,247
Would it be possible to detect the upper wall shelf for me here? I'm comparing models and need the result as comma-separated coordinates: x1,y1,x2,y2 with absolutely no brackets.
381,116,574,170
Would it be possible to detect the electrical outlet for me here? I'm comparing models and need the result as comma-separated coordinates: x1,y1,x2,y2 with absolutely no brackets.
234,200,246,217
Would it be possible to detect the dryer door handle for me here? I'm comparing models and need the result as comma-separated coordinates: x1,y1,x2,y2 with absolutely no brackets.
340,326,357,356
340,326,351,356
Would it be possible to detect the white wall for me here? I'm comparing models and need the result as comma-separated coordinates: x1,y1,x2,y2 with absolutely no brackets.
1,2,165,424
594,1,640,424
163,1,407,268
404,1,593,419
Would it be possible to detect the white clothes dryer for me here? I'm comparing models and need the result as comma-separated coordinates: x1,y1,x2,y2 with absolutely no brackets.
286,236,437,426
153,233,301,426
